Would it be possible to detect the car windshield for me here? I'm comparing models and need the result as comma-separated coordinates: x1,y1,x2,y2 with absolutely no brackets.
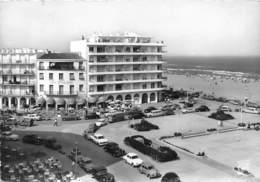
131,155,138,159
97,136,104,139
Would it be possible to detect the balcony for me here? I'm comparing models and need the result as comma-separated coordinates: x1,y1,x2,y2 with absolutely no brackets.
38,67,84,71
0,91,34,96
0,70,35,76
88,61,164,65
44,91,78,96
89,79,164,85
88,70,164,75
1,62,35,66
88,87,165,95
88,52,163,56
2,81,35,86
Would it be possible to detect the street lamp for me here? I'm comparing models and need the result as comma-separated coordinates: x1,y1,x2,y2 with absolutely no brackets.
74,141,78,177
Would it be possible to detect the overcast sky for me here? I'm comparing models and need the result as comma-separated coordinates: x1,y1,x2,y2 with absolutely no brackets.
0,0,260,56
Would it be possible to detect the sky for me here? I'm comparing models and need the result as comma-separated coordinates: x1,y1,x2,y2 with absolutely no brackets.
0,0,260,56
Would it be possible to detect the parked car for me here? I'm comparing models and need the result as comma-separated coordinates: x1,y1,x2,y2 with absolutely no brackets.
144,106,158,113
145,110,165,118
122,153,143,167
181,108,195,114
195,105,210,112
22,134,44,145
24,114,42,121
85,112,99,119
242,107,260,114
138,162,161,179
131,119,159,131
1,131,19,141
103,142,126,157
89,133,109,146
218,105,232,112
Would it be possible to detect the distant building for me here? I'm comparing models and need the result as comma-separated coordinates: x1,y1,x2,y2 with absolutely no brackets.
0,48,47,110
70,32,167,104
36,52,87,110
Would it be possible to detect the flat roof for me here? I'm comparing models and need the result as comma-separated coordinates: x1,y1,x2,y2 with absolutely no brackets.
38,53,83,59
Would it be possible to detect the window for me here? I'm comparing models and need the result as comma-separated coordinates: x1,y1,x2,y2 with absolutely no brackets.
40,85,44,92
89,47,94,52
69,73,75,80
39,73,44,80
79,62,84,70
79,85,83,92
79,73,84,80
70,85,74,94
97,85,104,92
39,62,44,70
49,73,53,80
115,84,122,91
49,85,53,94
142,84,147,89
2,75,7,82
151,83,155,88
97,75,104,82
59,85,64,94
59,73,63,80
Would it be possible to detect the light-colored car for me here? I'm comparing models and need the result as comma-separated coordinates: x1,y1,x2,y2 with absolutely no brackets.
242,107,260,114
145,110,164,118
181,108,195,114
122,153,143,167
219,105,232,112
1,131,19,141
24,114,41,121
138,162,161,178
89,133,108,146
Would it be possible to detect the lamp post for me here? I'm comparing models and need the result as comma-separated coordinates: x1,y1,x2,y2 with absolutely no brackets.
74,141,78,178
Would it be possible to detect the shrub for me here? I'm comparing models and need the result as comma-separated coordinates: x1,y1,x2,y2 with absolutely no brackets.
161,172,180,182
208,110,234,121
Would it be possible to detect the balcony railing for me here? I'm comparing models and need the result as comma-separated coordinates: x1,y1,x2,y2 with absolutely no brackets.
44,91,78,96
2,81,35,86
0,91,34,96
88,87,165,95
0,71,35,76
38,67,84,71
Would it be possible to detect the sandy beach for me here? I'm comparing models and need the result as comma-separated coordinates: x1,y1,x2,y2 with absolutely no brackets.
166,73,260,103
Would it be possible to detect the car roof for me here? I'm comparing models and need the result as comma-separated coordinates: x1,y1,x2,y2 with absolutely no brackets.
141,162,153,167
127,153,138,157
94,133,104,137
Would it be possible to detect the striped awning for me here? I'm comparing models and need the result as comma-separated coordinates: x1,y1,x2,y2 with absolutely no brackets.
36,97,45,106
46,98,55,105
97,96,106,103
87,96,98,104
77,98,86,105
56,98,65,106
67,98,76,105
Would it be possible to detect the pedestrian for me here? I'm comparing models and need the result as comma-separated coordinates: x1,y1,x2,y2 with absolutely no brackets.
53,119,58,127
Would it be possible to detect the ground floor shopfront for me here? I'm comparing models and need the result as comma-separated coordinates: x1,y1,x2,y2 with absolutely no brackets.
0,96,36,110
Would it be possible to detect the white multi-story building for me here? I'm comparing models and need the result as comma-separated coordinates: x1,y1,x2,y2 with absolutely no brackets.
36,52,87,110
0,48,47,110
70,32,166,104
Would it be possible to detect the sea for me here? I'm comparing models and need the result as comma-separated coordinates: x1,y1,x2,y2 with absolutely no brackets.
166,56,260,78
165,56,260,103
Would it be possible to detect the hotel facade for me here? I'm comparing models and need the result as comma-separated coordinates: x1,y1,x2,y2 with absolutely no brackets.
0,48,47,110
70,33,166,105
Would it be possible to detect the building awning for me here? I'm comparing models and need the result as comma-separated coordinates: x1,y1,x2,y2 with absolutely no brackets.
97,96,106,103
36,97,45,106
56,98,66,106
77,98,86,105
67,98,76,105
46,98,55,105
87,96,98,104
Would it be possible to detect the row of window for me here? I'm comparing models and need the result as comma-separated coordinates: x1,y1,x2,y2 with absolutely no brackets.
39,73,84,81
95,83,156,92
39,84,84,93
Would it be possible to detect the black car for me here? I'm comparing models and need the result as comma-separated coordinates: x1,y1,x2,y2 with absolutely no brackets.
144,106,158,113
22,134,44,145
131,119,159,131
103,142,126,157
85,112,99,119
195,105,210,112
94,171,115,182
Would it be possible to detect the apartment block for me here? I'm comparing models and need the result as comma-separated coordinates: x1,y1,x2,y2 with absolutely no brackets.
70,32,166,104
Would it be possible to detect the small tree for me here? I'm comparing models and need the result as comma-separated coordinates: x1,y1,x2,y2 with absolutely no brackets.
161,172,180,182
